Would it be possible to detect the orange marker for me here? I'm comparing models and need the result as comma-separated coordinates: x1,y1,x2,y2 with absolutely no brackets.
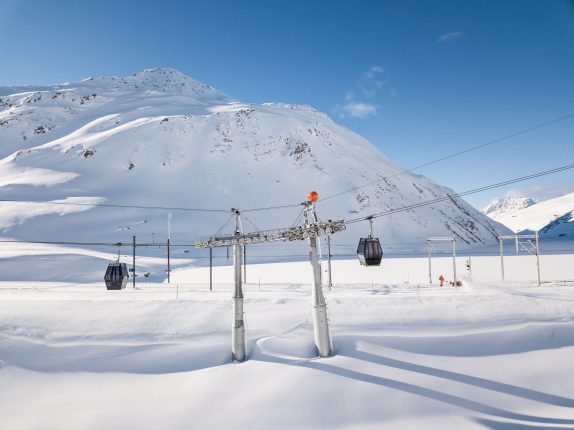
308,191,319,202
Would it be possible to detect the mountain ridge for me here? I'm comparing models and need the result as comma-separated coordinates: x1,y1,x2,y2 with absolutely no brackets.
482,196,537,217
0,68,508,256
483,193,574,238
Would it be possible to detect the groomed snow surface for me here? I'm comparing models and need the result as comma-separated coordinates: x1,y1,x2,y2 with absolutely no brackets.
1,254,574,429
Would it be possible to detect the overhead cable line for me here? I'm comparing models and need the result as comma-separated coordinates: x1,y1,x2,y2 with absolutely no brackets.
320,112,574,202
243,203,302,213
345,163,574,224
0,199,302,214
0,239,118,246
1,113,571,213
0,199,230,213
0,239,197,247
2,163,573,248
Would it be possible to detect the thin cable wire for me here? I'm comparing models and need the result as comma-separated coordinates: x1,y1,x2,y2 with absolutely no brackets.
0,199,302,215
0,239,118,246
345,163,574,224
242,214,262,232
211,212,235,237
1,114,571,214
1,164,572,248
0,199,230,213
243,203,302,212
290,206,306,228
321,112,574,202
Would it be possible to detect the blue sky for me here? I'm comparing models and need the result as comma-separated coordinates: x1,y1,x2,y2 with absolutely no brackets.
1,0,573,208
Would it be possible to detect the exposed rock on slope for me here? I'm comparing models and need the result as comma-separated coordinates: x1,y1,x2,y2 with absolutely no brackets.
0,68,508,249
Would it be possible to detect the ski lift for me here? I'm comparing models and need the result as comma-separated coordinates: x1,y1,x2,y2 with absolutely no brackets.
104,261,129,290
357,216,383,266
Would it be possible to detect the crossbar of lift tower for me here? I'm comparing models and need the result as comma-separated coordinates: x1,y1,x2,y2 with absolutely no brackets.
194,194,345,362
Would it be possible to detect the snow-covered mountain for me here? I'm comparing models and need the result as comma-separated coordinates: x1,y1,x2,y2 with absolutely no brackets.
483,193,574,238
482,197,537,217
0,68,508,255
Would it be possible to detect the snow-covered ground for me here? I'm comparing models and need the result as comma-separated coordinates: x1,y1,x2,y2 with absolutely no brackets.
1,255,573,429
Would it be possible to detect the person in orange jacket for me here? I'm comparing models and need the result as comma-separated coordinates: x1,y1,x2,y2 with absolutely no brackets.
439,275,445,286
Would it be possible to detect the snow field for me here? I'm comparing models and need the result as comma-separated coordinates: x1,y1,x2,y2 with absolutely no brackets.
1,255,574,429
171,253,574,286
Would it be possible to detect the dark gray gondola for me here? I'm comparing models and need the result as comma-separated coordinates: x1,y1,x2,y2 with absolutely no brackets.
104,262,129,290
357,217,383,266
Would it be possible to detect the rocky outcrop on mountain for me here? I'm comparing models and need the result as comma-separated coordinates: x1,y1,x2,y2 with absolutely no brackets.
0,68,508,248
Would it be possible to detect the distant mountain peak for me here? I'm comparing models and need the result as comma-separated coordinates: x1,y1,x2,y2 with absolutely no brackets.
483,192,574,238
77,68,224,98
132,68,214,90
135,67,187,77
482,196,537,216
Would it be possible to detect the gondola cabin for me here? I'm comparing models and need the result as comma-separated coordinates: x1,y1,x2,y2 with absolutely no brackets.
357,216,383,266
104,262,129,290
357,237,383,266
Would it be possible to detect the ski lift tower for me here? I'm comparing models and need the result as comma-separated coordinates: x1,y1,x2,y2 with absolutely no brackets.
427,236,457,284
195,192,346,361
498,232,541,285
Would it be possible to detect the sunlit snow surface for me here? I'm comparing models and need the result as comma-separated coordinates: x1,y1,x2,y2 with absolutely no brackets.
484,193,574,238
0,68,509,248
1,256,573,429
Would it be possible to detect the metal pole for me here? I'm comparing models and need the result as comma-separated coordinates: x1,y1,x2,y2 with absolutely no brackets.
500,236,505,282
427,240,432,284
132,235,136,289
243,244,246,284
209,247,213,291
306,203,332,358
327,235,333,290
232,209,245,362
167,212,171,284
452,237,457,283
535,231,541,286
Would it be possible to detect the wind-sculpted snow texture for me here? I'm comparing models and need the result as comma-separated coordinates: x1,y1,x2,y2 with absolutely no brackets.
0,68,507,249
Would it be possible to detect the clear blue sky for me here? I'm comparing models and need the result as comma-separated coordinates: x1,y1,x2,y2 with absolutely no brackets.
1,0,573,209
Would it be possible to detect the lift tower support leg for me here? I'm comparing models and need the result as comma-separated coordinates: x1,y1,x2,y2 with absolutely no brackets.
232,209,246,362
305,203,332,358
